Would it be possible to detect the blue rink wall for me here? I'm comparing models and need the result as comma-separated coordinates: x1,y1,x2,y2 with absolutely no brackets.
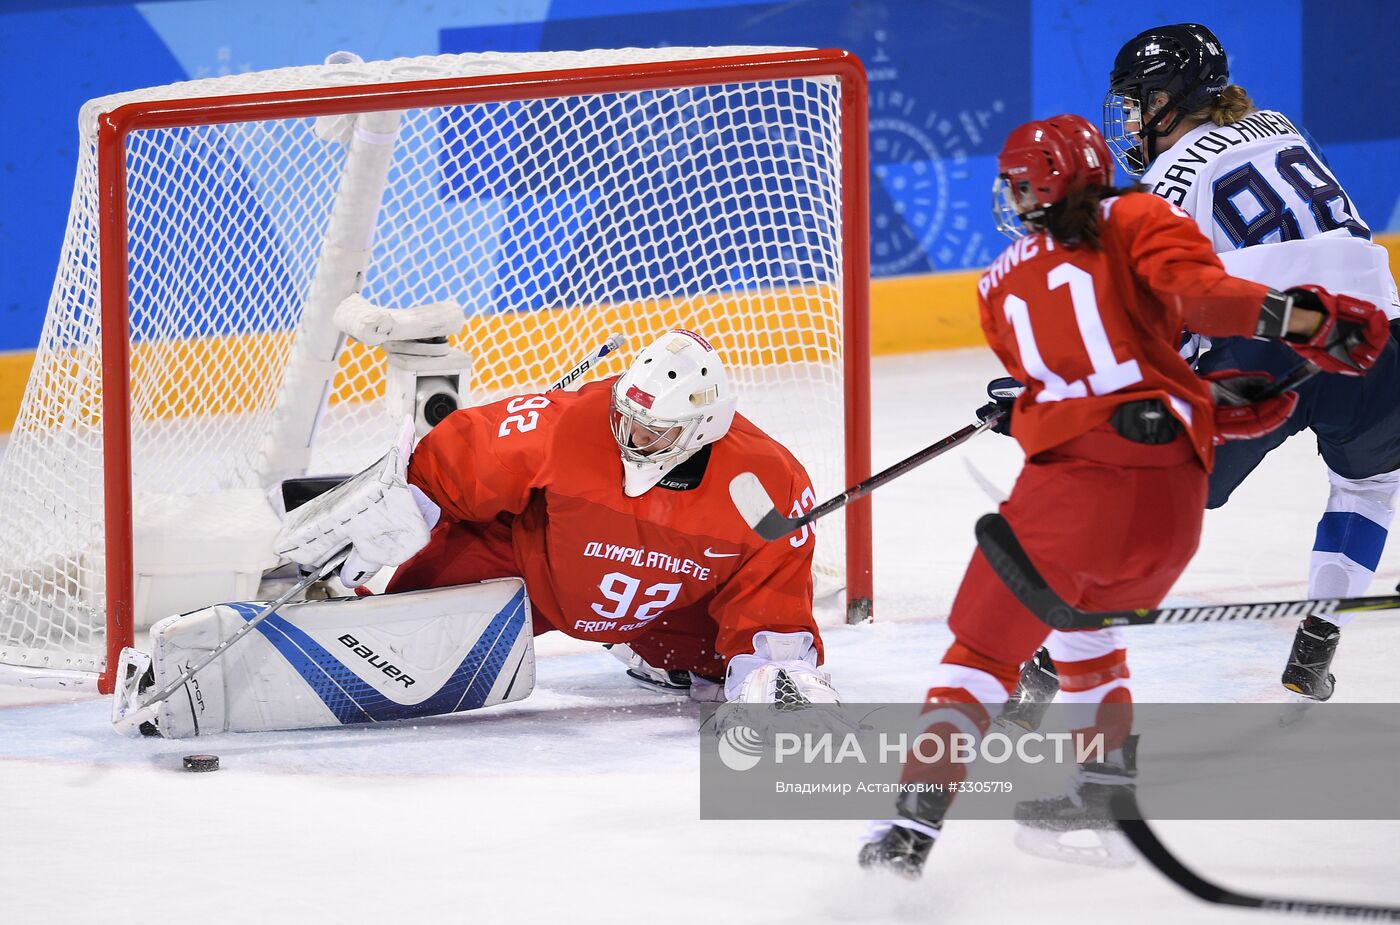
0,0,1396,391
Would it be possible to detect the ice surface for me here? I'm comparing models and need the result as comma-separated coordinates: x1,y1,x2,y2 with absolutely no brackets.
3,349,1397,924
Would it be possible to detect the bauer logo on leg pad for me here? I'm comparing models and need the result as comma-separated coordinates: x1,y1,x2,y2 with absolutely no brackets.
336,634,416,687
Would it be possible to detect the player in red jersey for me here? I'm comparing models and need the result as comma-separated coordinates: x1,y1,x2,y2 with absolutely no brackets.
858,114,1387,878
282,327,838,707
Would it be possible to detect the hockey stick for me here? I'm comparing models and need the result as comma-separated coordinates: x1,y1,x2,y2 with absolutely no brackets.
1262,358,1320,396
1207,357,1318,405
547,333,626,392
1110,792,1400,920
730,413,1004,541
112,549,349,735
974,512,1400,629
727,358,1315,545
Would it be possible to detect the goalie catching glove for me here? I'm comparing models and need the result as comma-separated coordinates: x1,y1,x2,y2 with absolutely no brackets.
725,630,839,704
272,417,440,587
713,631,856,739
1203,369,1300,443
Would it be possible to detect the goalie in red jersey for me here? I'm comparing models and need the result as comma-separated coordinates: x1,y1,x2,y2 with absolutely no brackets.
123,329,835,739
857,114,1387,876
283,328,833,701
380,327,834,704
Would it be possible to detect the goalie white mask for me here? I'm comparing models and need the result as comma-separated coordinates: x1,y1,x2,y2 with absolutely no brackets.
610,329,737,497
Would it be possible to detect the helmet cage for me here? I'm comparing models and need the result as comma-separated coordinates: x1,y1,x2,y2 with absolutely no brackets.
1103,85,1195,176
992,174,1040,239
1102,90,1148,175
609,378,704,466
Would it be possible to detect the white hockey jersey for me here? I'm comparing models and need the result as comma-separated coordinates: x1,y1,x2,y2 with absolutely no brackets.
1142,109,1398,319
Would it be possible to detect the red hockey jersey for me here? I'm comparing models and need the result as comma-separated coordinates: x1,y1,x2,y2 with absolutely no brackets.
977,192,1275,467
401,378,819,660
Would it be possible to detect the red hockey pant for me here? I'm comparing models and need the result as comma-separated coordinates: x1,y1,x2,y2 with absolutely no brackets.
947,426,1208,679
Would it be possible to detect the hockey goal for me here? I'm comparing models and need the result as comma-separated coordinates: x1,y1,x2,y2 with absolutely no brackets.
0,46,871,693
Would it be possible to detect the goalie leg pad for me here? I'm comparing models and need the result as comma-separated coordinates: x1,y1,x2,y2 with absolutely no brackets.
144,578,534,738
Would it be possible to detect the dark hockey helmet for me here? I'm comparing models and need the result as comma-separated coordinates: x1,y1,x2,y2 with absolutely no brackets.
1103,23,1229,175
993,114,1114,239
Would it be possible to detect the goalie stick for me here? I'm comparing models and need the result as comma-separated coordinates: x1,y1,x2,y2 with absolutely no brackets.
1111,792,1400,920
730,414,1004,541
111,548,350,735
973,512,1400,629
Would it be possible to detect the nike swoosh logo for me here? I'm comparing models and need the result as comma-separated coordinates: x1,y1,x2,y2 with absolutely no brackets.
703,547,740,558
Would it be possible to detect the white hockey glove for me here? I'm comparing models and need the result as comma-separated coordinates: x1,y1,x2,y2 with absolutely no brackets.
718,631,851,740
725,630,839,704
272,418,440,587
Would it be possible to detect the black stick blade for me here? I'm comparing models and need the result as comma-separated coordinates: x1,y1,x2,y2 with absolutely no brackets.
974,513,1096,630
1111,793,1245,909
1112,791,1400,920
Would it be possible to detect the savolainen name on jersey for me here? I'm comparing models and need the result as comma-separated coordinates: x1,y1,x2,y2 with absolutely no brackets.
1149,111,1303,204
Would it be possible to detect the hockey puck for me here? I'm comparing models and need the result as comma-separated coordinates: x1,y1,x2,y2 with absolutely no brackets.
182,754,220,773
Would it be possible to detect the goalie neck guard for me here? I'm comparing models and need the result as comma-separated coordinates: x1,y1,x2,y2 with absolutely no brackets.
610,330,737,497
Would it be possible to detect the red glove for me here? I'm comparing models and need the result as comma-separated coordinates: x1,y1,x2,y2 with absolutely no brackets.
1283,285,1389,376
1204,369,1300,443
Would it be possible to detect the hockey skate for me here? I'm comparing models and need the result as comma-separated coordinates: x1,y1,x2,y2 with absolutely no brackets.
1015,734,1138,831
604,643,692,693
1281,616,1340,702
857,821,940,879
995,647,1059,733
858,785,952,879
110,648,161,738
1012,735,1138,868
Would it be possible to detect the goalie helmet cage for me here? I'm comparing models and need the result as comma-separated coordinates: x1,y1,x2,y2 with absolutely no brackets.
0,46,872,694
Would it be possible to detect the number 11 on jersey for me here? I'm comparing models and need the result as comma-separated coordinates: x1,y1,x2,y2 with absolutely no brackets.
1003,263,1142,400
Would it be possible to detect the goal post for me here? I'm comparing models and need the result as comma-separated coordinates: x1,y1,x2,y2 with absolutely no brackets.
0,46,872,694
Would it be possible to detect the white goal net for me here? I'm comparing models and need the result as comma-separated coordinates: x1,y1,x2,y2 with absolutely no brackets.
0,46,870,690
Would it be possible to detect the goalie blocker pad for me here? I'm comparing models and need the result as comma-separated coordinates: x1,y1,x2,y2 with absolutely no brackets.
136,578,534,738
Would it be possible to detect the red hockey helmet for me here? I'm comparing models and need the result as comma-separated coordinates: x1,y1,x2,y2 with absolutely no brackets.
993,114,1115,238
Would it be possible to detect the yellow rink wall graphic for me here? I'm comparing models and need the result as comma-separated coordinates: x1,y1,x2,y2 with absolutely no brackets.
0,284,845,428
0,234,1396,432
